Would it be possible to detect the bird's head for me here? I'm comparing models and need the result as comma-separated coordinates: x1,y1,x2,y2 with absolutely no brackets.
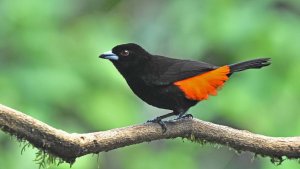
99,43,150,69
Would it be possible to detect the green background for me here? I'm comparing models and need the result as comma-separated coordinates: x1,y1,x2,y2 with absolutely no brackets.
0,0,300,169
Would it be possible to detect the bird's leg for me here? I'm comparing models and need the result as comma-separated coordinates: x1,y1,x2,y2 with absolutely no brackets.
147,112,176,133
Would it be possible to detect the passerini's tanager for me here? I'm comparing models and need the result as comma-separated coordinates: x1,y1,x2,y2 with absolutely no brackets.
99,43,271,132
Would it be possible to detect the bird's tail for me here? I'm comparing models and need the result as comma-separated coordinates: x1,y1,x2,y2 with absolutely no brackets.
229,58,271,73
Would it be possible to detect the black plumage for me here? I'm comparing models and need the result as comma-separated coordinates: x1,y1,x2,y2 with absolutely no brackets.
99,43,271,131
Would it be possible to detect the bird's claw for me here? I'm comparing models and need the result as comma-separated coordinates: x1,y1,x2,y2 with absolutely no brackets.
147,118,167,133
176,114,193,120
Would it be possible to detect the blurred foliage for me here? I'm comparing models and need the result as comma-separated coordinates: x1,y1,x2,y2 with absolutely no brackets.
1,0,300,169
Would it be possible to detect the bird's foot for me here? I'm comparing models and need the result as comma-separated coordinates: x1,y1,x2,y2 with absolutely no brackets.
147,118,167,133
175,114,193,120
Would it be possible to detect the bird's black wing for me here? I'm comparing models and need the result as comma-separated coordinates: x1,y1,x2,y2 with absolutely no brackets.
143,55,217,86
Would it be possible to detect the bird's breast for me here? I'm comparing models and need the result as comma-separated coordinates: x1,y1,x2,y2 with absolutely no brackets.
124,76,196,110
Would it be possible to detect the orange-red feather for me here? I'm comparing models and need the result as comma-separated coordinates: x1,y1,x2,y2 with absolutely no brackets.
174,66,230,101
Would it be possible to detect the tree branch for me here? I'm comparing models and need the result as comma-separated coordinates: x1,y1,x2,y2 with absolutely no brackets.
0,104,299,164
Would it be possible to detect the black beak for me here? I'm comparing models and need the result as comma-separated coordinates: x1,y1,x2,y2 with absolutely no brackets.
99,51,119,60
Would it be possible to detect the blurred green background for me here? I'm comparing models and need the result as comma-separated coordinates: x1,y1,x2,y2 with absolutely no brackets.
1,0,300,169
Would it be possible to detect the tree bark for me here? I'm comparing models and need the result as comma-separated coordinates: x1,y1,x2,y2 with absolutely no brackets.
0,104,299,164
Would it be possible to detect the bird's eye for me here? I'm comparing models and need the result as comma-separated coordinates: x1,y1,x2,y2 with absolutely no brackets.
120,50,129,56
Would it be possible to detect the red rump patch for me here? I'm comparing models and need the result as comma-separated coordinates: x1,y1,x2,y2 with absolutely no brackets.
174,66,230,101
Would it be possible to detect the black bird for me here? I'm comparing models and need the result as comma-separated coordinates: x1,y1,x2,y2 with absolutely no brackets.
99,43,271,131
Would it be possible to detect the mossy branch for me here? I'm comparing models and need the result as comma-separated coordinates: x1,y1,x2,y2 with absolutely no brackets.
0,104,300,164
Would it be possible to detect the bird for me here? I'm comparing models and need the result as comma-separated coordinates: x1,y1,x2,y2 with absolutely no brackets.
99,43,271,132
